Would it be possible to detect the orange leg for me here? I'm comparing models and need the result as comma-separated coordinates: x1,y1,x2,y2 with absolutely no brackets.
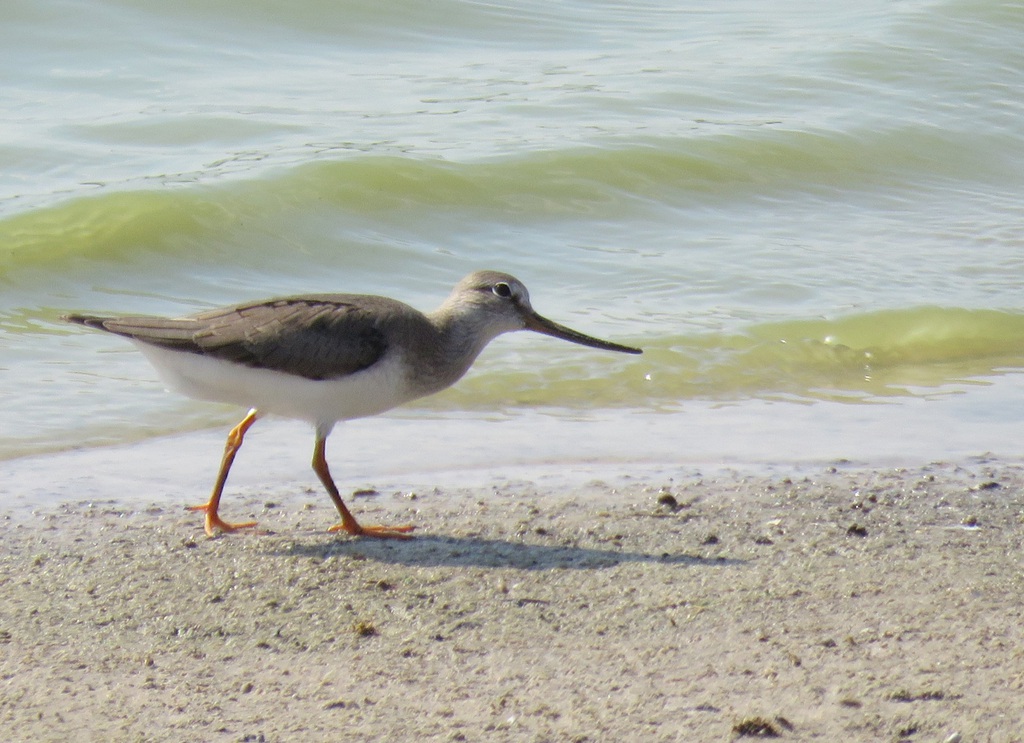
188,409,260,536
312,433,415,539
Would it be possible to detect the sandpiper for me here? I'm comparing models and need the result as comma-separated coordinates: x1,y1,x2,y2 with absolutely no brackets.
64,270,642,538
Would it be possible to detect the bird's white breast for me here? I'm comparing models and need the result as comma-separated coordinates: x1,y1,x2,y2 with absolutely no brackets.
132,341,421,427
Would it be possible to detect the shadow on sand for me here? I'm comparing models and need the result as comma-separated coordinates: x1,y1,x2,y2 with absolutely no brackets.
275,533,743,570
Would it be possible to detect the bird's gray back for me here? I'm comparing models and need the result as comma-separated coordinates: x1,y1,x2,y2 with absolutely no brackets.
68,294,435,381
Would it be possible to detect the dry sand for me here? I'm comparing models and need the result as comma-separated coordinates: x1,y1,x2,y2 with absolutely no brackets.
2,458,1023,742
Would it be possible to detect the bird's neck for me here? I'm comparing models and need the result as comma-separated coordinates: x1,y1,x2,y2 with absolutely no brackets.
432,304,503,360
416,303,504,391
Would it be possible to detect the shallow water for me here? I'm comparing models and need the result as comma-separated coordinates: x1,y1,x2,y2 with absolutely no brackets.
3,0,1024,465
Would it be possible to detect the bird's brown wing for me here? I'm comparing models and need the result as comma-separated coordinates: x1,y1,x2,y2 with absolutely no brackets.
65,295,394,380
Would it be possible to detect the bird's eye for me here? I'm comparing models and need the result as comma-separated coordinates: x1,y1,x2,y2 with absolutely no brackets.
492,282,513,298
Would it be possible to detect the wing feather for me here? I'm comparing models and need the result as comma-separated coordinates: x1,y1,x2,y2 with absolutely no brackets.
65,295,395,380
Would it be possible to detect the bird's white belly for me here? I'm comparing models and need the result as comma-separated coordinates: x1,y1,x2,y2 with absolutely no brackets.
133,342,421,426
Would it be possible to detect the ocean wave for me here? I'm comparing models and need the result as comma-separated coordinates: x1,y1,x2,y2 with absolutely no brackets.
432,306,1024,408
3,116,1007,278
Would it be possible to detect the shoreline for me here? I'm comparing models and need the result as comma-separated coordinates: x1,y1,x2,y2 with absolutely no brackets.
7,396,1024,520
2,457,1022,740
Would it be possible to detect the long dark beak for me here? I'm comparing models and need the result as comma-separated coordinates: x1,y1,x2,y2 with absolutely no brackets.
524,312,642,354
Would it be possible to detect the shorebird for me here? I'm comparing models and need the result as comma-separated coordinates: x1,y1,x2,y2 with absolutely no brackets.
64,270,642,538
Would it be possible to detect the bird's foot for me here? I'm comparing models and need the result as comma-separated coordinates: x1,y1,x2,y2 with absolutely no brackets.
186,504,258,536
327,521,416,540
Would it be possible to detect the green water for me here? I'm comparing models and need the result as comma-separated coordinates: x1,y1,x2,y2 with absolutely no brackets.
2,0,1024,463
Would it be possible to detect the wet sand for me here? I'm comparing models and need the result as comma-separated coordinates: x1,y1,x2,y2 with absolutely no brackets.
2,457,1023,741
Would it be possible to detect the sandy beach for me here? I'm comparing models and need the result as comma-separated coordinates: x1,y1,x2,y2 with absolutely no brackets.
2,453,1023,742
